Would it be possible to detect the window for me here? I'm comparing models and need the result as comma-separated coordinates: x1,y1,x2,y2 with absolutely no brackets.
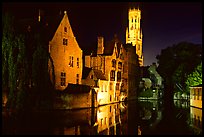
64,27,67,32
118,62,122,69
61,72,66,86
77,58,79,68
63,38,67,45
110,70,115,81
110,106,112,112
69,56,74,67
112,59,116,68
116,83,119,90
109,117,112,125
117,71,121,82
110,95,112,102
109,82,113,90
76,74,79,84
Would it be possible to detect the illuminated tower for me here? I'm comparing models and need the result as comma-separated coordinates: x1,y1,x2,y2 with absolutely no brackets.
126,7,143,66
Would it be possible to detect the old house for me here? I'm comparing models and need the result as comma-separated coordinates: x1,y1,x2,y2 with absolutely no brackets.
47,11,83,91
85,35,125,105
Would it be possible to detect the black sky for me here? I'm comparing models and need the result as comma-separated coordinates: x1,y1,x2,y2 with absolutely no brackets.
3,2,202,66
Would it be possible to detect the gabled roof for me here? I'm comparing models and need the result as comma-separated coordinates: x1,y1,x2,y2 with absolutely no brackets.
93,69,107,80
103,35,123,56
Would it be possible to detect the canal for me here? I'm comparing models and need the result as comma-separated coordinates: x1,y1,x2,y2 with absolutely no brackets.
2,99,202,135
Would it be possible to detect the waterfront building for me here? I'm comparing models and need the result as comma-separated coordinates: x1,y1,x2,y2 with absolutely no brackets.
189,84,202,134
47,11,83,91
85,35,124,105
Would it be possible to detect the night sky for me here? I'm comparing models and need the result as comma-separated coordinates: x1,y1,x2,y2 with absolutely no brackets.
3,2,202,66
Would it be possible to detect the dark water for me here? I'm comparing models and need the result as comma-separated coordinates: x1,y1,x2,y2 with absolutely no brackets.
2,99,202,135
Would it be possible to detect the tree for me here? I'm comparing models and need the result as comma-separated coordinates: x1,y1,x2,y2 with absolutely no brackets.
156,41,202,114
2,12,18,109
32,30,54,109
156,41,202,91
185,62,202,91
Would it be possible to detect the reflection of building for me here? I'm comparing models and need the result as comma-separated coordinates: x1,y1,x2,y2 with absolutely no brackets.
189,107,202,133
53,103,122,135
97,104,121,135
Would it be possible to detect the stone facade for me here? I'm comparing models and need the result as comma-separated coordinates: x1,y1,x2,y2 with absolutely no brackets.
48,11,83,91
84,35,125,105
126,8,143,66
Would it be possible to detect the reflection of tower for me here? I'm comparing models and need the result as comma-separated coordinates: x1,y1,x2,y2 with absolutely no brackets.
126,7,143,66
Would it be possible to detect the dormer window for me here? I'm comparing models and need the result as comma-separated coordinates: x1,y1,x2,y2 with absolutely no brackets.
64,27,67,32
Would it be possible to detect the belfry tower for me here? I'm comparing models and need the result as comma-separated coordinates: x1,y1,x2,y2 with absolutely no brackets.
126,7,143,66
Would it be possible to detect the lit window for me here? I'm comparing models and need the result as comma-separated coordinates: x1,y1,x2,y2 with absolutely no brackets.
61,72,66,86
117,71,121,82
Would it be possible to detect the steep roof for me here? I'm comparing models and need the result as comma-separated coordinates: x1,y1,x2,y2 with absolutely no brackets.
103,34,123,56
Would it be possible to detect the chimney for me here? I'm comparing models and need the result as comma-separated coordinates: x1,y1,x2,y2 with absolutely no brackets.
38,9,41,22
97,36,104,55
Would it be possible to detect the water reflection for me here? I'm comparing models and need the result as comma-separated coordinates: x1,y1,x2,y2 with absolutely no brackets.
3,99,202,135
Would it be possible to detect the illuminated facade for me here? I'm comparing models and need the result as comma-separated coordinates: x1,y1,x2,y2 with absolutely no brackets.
85,35,124,105
48,11,83,91
190,85,202,109
189,85,202,134
126,8,143,66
